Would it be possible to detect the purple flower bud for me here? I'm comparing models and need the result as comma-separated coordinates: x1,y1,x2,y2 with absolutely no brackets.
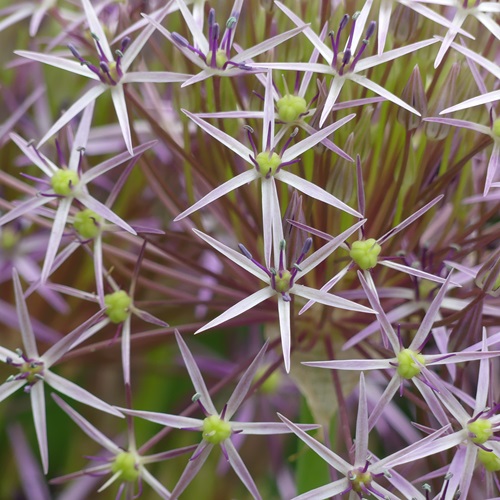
397,65,427,131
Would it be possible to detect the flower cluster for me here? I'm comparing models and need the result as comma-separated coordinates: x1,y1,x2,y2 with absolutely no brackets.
0,0,499,498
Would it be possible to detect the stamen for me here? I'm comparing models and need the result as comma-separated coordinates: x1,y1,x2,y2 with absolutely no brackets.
91,32,108,62
279,127,299,157
279,240,286,272
244,125,258,156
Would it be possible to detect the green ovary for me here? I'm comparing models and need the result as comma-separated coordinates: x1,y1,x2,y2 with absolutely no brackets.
349,239,382,270
206,49,228,69
397,349,425,379
111,451,140,482
477,449,500,472
276,95,307,122
20,361,44,384
274,270,292,294
104,290,132,323
255,152,282,176
1,228,20,250
349,468,372,493
73,209,103,239
51,170,79,196
202,415,232,444
468,418,493,444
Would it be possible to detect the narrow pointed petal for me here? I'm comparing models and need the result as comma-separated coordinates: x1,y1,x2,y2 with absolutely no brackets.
225,341,269,420
225,439,262,500
294,479,349,500
351,0,373,53
182,110,252,162
357,271,400,353
275,170,362,217
175,170,259,221
409,272,453,351
319,77,346,127
298,220,365,276
284,114,355,161
38,85,107,148
355,38,439,73
51,394,121,453
121,317,131,386
80,141,155,184
141,468,172,499
10,133,58,176
30,383,48,474
0,379,26,403
0,196,50,228
433,11,467,68
350,73,420,115
14,51,100,80
377,0,393,55
292,284,375,315
174,329,217,416
423,117,490,135
123,71,190,83
277,298,291,373
0,6,32,33
192,229,269,281
302,359,391,370
262,70,274,149
380,260,450,284
120,407,202,428
367,375,399,431
45,371,123,417
77,192,136,235
274,1,333,63
234,422,319,435
12,269,39,358
171,442,213,498
476,329,490,410
378,195,443,245
277,413,351,473
195,287,275,334
300,122,353,161
81,0,113,61
69,100,95,170
110,86,133,155
174,0,209,53
354,373,368,466
232,25,309,65
484,142,499,195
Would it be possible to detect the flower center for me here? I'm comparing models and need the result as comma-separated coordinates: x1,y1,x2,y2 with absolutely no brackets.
73,209,103,239
273,270,292,294
468,418,493,444
51,170,79,196
206,49,228,69
111,451,140,482
477,449,500,472
6,351,45,388
0,228,20,251
349,468,372,493
202,415,232,444
255,152,282,177
397,349,425,379
104,290,132,323
349,238,382,270
276,95,308,123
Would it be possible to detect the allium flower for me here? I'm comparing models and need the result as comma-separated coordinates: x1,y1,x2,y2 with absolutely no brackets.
0,270,122,473
175,109,360,266
279,373,450,500
303,272,499,430
16,0,189,154
0,103,153,286
121,331,319,499
416,0,500,67
143,0,306,87
193,221,375,372
258,1,438,126
50,393,196,499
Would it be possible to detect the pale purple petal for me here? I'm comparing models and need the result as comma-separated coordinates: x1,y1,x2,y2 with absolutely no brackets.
354,373,368,466
174,329,217,415
51,394,121,453
0,379,26,403
175,0,209,53
225,341,269,420
275,170,362,217
484,142,499,195
175,170,259,221
0,196,50,228
12,268,39,358
192,228,269,281
379,260,450,284
300,122,353,161
319,77,346,127
38,85,107,148
141,467,172,499
121,407,202,428
44,371,123,417
30,382,48,474
110,86,133,155
123,71,190,83
367,375,399,431
81,0,113,61
475,329,490,411
11,133,58,175
182,110,252,162
14,51,100,80
121,316,131,386
447,41,500,79
225,439,261,500
302,359,392,370
283,114,355,161
234,422,319,435
69,100,95,171
377,0,393,55
293,479,349,500
262,70,274,148
195,287,275,334
277,298,291,373
423,117,491,135
277,413,351,473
